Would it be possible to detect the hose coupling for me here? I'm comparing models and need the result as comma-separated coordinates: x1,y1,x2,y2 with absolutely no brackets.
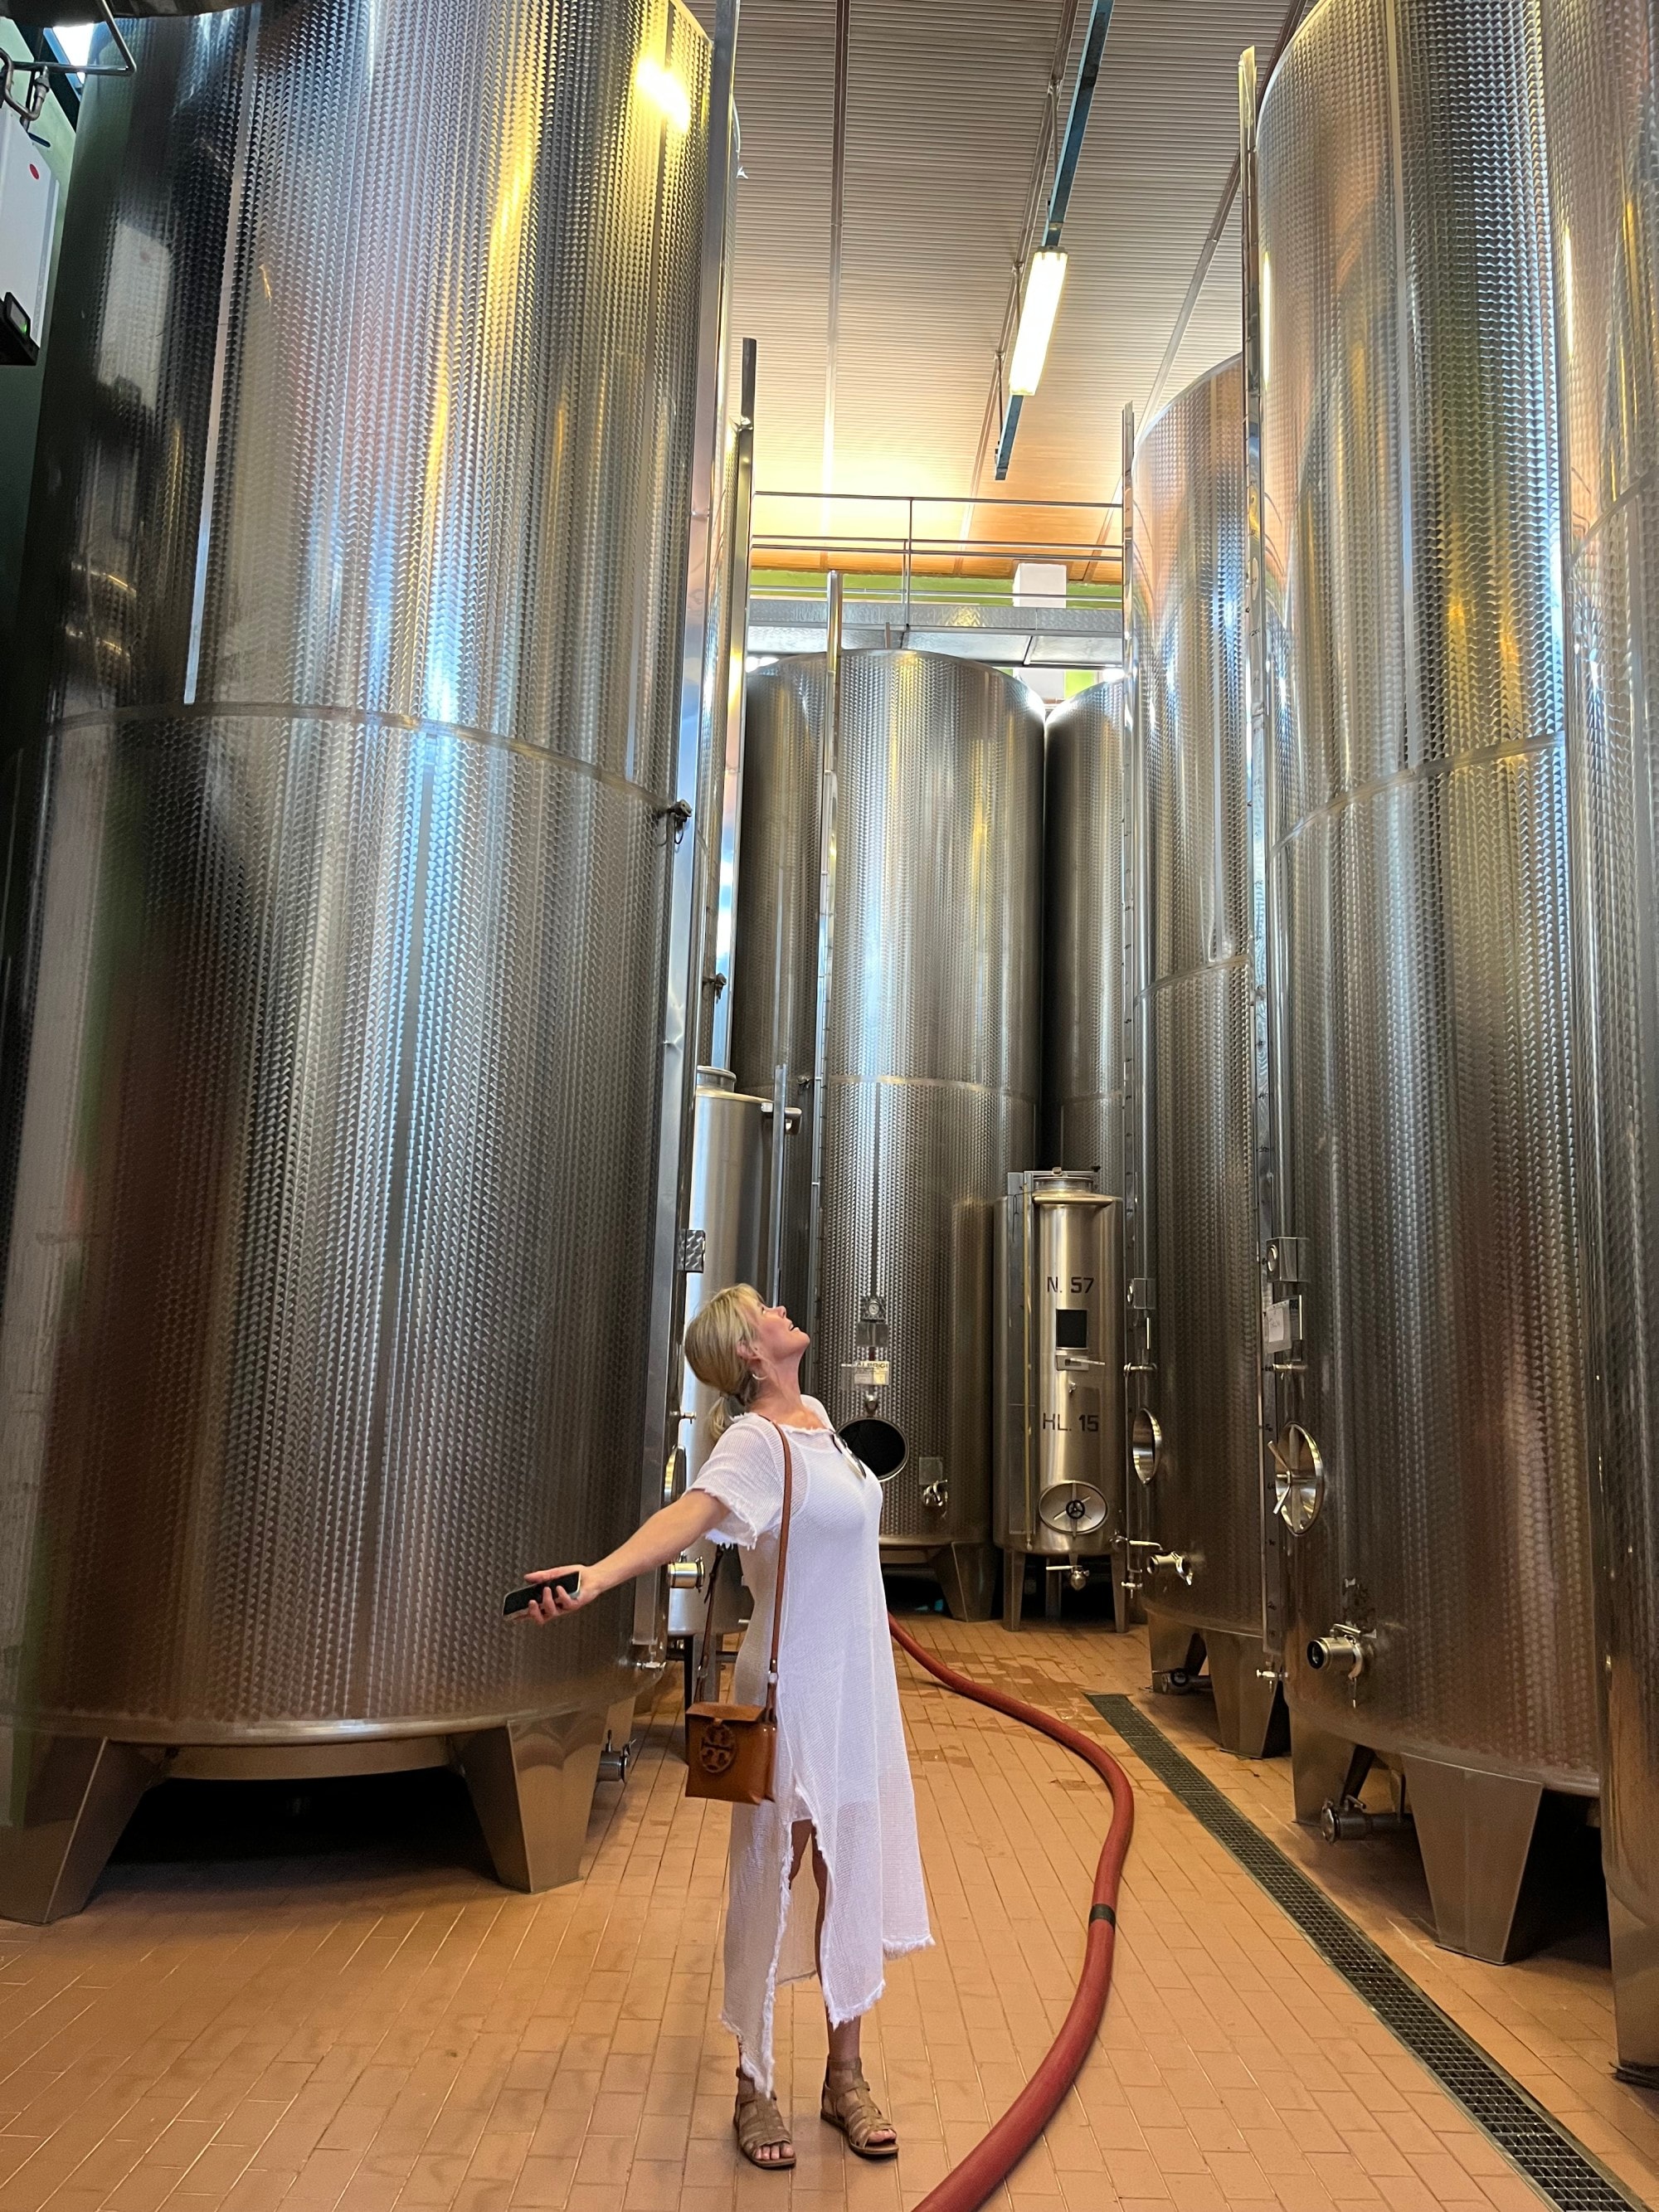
666,1556,705,1592
1306,1624,1368,1680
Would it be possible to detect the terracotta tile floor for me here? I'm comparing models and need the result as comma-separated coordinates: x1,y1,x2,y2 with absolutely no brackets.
2,1617,1657,2212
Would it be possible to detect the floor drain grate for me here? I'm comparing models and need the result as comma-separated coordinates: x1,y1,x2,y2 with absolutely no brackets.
1090,1694,1643,2212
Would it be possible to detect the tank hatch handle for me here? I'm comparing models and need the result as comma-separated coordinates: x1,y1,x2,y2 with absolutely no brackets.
1263,1237,1306,1367
845,1292,889,1391
1126,1276,1156,1375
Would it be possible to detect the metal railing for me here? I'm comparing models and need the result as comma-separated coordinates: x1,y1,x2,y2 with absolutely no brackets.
751,490,1122,619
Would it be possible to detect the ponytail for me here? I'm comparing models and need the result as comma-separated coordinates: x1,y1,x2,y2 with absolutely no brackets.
684,1283,766,1446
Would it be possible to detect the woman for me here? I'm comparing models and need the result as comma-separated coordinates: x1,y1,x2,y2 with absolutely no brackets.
520,1286,931,2171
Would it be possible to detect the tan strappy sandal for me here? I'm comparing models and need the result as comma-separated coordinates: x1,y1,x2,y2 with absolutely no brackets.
733,2071,795,2171
820,2065,898,2160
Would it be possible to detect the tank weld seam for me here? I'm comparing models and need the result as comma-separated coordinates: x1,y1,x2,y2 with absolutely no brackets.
1568,452,1659,555
1272,727,1564,857
822,1074,1039,1100
48,702,671,808
1134,951,1252,1004
1091,1696,1643,2212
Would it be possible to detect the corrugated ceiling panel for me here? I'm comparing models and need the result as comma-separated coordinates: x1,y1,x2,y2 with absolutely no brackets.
696,0,1295,533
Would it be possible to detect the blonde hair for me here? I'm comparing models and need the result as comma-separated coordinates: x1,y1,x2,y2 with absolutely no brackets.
684,1282,767,1443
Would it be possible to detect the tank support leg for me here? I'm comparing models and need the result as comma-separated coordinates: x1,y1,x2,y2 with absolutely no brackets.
1002,1550,1026,1632
0,1733,160,1924
1147,1610,1204,1691
454,1707,610,1893
1289,1718,1370,1823
1608,1894,1659,2086
935,1544,997,1622
1401,1757,1543,1962
603,1695,638,1768
1203,1631,1287,1758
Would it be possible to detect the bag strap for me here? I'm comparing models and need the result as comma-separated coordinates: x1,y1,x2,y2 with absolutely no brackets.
690,1418,797,1711
692,1544,730,1707
760,1422,795,1717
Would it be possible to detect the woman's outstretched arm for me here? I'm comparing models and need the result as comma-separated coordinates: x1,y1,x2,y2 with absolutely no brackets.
516,1486,727,1623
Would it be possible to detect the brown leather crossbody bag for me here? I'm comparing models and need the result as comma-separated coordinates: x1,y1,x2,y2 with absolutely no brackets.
684,1422,794,1806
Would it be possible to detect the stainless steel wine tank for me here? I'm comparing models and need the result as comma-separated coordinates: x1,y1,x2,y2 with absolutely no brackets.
0,0,711,1921
1545,0,1659,2077
1044,681,1128,1185
731,649,1043,1619
1258,0,1597,1962
1124,357,1280,1756
731,656,824,1320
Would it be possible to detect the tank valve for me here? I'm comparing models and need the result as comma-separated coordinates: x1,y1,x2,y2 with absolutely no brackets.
1068,1566,1088,1592
666,1557,705,1592
1126,1539,1192,1587
922,1478,947,1510
1306,1626,1368,1680
1319,1796,1408,1843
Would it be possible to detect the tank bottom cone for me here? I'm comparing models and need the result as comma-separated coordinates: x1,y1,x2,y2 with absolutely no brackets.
1288,1714,1598,1965
1146,1612,1286,1758
1609,1896,1659,2086
881,1541,997,1621
0,1694,637,1924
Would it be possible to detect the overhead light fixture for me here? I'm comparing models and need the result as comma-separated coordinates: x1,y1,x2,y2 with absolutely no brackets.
1009,249,1068,396
635,54,690,134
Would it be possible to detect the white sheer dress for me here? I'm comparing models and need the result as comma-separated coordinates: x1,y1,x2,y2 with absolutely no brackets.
689,1399,932,2096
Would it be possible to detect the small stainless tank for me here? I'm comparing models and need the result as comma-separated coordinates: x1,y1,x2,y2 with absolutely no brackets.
995,1171,1124,1628
669,1069,766,1646
1124,356,1277,1757
1545,0,1659,2076
1044,683,1128,1182
1258,0,1597,1962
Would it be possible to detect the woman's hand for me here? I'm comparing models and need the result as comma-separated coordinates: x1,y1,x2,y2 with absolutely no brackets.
513,1489,727,1625
518,1566,599,1624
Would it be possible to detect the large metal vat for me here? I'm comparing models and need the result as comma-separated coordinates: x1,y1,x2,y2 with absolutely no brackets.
820,653,1042,1619
1123,357,1277,1756
0,0,711,1922
731,655,824,1316
1545,0,1659,2079
731,649,1043,1618
1258,0,1597,1961
994,1172,1124,1626
1044,682,1127,1182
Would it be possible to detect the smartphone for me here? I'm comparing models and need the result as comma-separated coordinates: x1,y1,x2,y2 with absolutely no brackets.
503,1571,581,1616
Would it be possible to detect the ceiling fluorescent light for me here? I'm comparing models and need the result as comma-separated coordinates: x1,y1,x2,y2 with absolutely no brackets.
635,54,691,134
1009,250,1068,397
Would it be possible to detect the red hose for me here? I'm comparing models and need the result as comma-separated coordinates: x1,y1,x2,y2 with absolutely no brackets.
887,1615,1136,2212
